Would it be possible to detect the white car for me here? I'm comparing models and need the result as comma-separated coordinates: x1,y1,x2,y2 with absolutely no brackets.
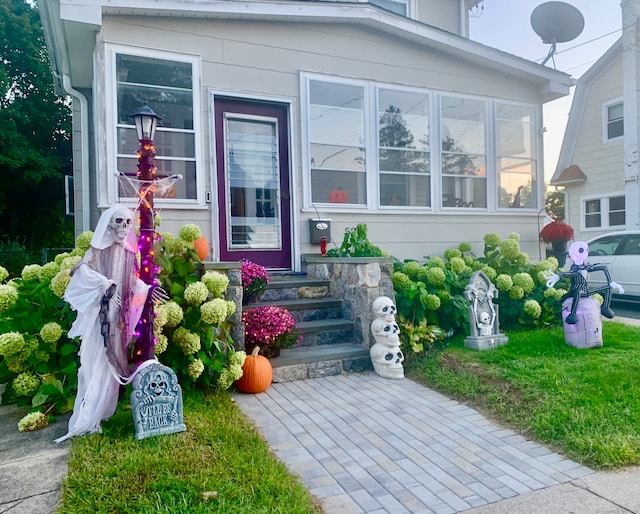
583,231,640,300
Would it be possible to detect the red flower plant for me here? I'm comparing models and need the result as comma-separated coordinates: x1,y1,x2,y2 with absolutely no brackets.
243,306,302,349
539,220,574,244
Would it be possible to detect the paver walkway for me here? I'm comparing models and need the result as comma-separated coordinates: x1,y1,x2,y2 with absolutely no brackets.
233,372,594,514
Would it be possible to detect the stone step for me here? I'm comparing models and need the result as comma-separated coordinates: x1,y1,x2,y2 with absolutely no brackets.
270,343,372,383
251,297,343,322
261,275,330,302
297,318,354,346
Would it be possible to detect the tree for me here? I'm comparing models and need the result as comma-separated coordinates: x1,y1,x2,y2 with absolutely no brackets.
545,190,566,221
0,0,73,249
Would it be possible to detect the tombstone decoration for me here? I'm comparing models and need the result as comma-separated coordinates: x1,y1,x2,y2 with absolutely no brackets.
130,361,186,440
545,241,624,348
370,296,404,380
463,271,509,350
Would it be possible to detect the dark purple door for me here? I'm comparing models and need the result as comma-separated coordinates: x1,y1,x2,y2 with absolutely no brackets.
215,99,292,269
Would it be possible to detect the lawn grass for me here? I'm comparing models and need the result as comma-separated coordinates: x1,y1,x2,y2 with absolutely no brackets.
60,390,322,514
406,321,640,469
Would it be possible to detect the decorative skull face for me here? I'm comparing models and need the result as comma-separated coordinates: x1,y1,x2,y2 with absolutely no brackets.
108,207,133,241
370,342,404,379
372,296,397,321
371,317,400,347
569,241,589,266
479,311,491,326
144,371,169,397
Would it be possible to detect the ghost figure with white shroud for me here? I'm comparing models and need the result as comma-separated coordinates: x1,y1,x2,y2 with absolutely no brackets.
370,309,405,379
55,204,151,443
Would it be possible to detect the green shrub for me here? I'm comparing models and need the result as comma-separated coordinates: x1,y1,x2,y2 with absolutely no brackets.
327,224,386,257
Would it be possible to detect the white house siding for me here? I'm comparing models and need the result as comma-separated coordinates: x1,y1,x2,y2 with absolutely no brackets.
564,54,624,240
415,0,460,34
100,16,546,264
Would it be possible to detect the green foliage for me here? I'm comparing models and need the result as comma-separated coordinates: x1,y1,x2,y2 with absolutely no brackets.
545,190,566,221
154,230,241,390
327,224,386,257
406,322,640,469
393,234,567,335
397,314,447,354
0,263,79,413
0,0,73,249
0,235,37,276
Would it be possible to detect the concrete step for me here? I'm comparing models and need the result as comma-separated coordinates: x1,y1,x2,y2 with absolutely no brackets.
261,275,330,303
252,297,344,322
270,343,372,383
297,318,354,345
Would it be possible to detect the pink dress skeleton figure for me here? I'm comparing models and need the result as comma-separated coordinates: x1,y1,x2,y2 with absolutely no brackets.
545,241,624,324
55,205,150,442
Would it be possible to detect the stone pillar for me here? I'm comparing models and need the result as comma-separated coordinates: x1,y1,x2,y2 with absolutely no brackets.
304,257,395,347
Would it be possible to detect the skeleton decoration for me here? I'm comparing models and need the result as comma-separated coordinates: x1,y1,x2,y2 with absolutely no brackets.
131,361,186,440
55,205,151,443
370,296,404,379
544,241,624,348
463,271,509,351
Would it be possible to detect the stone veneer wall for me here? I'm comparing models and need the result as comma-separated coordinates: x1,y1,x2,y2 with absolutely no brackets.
303,256,396,347
195,262,243,348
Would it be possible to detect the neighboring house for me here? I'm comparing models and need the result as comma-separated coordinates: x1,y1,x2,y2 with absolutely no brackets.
550,39,628,240
40,0,572,270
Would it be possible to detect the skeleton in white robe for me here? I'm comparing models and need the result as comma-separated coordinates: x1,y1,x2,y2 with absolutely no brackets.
55,205,149,442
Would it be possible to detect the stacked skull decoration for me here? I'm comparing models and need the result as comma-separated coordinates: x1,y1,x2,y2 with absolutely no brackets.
370,296,404,380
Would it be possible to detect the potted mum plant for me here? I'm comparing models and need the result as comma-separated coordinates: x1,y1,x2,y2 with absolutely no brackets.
241,259,270,305
242,305,302,358
539,220,574,266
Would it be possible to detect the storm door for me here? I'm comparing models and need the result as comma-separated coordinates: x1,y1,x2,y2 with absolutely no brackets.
215,99,292,268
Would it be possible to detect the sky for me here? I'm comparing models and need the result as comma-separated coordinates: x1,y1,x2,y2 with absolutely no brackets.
468,0,622,181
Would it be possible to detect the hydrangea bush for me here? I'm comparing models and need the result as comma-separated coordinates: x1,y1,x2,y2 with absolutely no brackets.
0,222,245,430
393,232,568,334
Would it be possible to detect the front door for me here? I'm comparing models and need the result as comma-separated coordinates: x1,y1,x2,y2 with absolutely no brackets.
214,99,292,268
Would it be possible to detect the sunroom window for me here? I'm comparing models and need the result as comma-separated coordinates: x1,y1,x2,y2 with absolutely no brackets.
496,103,537,209
115,52,198,202
440,96,486,209
308,80,366,206
378,89,430,207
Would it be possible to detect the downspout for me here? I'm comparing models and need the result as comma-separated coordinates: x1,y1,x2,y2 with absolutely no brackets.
459,0,467,37
58,73,91,232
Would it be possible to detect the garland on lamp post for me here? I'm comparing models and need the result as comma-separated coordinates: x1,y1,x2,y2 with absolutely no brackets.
130,104,162,364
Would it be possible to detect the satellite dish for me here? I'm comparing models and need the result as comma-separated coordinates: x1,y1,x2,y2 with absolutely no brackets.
531,1,584,66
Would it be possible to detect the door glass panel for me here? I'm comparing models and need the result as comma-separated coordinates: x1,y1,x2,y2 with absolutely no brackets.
225,116,281,250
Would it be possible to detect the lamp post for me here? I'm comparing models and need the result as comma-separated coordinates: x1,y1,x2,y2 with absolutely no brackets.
130,103,162,364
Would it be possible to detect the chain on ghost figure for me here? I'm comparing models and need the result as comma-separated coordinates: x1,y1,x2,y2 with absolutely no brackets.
545,241,624,325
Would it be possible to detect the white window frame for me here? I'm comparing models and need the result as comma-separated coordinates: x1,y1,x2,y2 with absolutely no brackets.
581,192,626,231
369,0,415,18
104,44,204,209
301,72,541,214
603,97,624,143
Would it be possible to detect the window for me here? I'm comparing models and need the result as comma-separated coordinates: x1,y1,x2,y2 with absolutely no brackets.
440,96,486,208
113,50,201,205
604,100,623,141
369,0,408,16
496,103,537,209
308,80,366,205
302,74,538,213
378,89,430,207
583,195,625,229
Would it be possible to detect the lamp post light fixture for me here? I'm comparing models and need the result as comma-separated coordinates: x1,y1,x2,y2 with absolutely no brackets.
129,103,162,364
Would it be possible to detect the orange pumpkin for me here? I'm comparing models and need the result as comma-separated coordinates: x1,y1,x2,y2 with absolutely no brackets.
328,188,349,203
236,346,272,393
193,236,209,261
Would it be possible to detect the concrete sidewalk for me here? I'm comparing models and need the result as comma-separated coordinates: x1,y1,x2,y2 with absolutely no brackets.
233,373,640,513
0,399,70,514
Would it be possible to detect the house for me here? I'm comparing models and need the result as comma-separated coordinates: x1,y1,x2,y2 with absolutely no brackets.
551,1,640,240
40,0,572,270
550,39,627,239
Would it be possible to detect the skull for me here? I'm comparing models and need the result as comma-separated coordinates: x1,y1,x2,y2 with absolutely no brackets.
371,317,400,347
108,207,133,241
372,296,397,321
370,342,404,379
569,241,589,266
144,371,169,397
478,311,492,336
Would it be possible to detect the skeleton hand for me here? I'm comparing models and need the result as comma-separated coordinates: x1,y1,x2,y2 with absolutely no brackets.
150,285,169,305
543,271,560,288
169,411,177,421
104,283,122,308
610,281,625,294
